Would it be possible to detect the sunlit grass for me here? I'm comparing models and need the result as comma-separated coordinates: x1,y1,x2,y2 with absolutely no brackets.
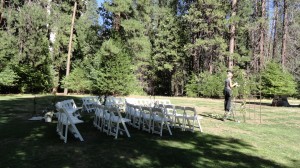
0,95,299,167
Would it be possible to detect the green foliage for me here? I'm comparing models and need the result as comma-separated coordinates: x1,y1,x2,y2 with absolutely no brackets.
185,73,199,97
15,64,53,93
261,61,297,97
10,2,52,93
230,69,257,98
62,67,92,93
0,67,18,86
199,71,225,98
185,68,256,98
183,0,229,73
186,71,226,98
90,38,138,95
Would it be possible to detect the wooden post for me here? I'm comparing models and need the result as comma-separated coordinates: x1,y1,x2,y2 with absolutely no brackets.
64,1,77,95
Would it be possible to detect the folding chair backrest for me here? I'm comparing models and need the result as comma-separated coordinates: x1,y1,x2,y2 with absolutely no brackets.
184,106,196,116
141,106,151,116
95,104,105,115
152,107,165,118
164,104,175,114
55,102,62,110
174,105,185,115
62,99,77,109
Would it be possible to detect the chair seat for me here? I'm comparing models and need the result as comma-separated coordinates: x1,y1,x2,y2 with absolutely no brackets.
111,116,131,123
60,116,84,125
65,107,82,114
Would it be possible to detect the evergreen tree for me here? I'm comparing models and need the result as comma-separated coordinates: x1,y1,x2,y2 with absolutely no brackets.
261,61,297,97
151,6,181,95
90,38,137,95
15,2,52,93
183,0,229,74
102,0,153,93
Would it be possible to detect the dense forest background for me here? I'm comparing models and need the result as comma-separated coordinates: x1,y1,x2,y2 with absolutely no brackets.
0,0,299,98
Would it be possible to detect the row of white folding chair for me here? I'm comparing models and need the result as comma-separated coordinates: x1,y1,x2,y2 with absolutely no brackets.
141,106,173,136
105,96,125,111
55,101,84,143
125,104,172,136
125,98,171,107
82,96,100,113
159,104,203,132
125,103,142,129
93,104,131,139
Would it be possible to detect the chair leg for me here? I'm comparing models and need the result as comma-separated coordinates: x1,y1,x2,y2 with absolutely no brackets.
114,123,120,139
64,124,68,143
197,118,203,132
165,121,172,135
121,121,130,138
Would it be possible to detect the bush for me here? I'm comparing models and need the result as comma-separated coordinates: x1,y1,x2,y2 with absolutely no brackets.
185,71,226,98
90,38,138,95
261,61,297,97
62,67,92,93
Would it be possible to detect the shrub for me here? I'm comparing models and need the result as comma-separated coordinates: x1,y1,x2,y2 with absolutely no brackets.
261,61,297,97
62,67,92,93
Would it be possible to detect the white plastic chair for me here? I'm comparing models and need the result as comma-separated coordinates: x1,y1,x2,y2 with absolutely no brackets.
174,105,185,130
82,96,100,113
102,106,111,135
184,107,203,132
163,104,176,127
60,99,82,118
56,106,84,143
93,104,105,131
108,107,131,139
151,107,172,136
141,106,152,133
131,105,142,129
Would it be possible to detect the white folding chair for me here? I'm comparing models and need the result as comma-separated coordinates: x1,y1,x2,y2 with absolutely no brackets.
82,96,100,113
131,105,142,129
141,106,152,133
108,107,131,139
125,102,133,122
174,105,185,130
184,106,203,132
56,106,84,143
102,106,111,135
151,107,172,136
163,104,176,127
60,99,82,118
93,104,105,131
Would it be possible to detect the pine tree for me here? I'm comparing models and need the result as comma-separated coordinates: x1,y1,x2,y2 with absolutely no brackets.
90,38,137,95
151,6,181,95
15,2,52,93
183,0,229,74
261,61,297,97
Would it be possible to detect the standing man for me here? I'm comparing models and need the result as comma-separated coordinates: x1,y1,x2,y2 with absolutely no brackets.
223,71,238,121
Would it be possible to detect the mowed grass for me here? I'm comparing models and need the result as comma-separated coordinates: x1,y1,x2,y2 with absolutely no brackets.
0,95,299,168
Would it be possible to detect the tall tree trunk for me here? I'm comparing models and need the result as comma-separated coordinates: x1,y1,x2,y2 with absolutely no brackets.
272,0,278,59
0,0,4,26
64,1,77,95
113,12,121,31
228,0,237,70
259,0,266,70
281,0,288,68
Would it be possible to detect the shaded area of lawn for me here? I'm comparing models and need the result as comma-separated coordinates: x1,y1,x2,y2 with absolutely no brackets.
0,95,286,168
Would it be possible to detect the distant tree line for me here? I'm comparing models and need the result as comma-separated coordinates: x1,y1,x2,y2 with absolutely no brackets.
0,0,299,98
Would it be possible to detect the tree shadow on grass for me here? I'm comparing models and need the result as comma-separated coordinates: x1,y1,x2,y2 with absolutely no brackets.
0,95,287,168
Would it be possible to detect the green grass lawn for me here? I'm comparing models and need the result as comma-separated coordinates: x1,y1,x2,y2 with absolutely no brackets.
0,95,299,168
